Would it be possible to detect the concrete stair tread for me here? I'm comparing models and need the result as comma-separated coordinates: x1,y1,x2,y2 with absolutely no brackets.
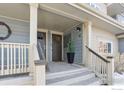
47,70,93,84
46,68,90,79
70,77,100,85
47,73,95,85
47,67,101,85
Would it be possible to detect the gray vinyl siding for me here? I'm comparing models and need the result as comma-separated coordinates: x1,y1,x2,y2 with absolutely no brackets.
0,16,30,43
118,38,124,54
64,24,83,64
0,17,30,65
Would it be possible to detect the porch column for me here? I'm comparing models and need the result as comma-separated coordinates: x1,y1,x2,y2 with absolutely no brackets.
83,21,92,67
30,3,38,45
29,3,38,76
86,21,92,48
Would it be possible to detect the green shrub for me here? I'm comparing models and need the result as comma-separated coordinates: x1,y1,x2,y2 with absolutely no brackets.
67,40,75,53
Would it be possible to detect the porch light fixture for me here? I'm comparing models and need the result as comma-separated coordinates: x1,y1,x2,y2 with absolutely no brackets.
76,27,81,32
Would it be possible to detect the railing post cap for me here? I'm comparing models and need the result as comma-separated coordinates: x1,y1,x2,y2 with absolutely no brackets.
34,60,47,66
107,56,113,59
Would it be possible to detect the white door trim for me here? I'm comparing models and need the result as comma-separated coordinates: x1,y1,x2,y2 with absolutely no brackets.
51,31,64,61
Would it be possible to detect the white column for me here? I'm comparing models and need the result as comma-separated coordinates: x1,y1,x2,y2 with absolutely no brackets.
87,21,92,68
30,3,38,45
87,21,92,48
83,21,92,66
29,3,38,76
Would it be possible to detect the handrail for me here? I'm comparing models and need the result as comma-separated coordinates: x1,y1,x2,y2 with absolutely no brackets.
85,45,110,63
0,42,30,46
85,45,113,85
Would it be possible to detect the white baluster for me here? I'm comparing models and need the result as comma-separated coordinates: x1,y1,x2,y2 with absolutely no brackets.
7,44,10,74
21,45,24,72
10,44,13,74
14,44,16,73
1,44,4,75
18,44,21,73
24,45,27,72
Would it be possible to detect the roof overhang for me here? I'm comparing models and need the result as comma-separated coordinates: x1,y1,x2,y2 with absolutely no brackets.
40,3,124,34
0,3,81,32
0,3,123,34
116,33,124,38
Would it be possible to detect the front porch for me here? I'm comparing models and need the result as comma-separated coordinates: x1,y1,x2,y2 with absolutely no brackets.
0,3,124,85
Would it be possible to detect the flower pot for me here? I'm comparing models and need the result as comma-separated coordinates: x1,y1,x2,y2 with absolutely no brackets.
67,52,75,64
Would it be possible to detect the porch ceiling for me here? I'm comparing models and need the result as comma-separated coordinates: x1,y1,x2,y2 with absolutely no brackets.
0,3,124,34
0,3,80,32
38,9,80,32
39,3,124,34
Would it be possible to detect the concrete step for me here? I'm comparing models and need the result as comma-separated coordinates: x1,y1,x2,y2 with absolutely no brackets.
0,75,33,85
47,68,101,85
70,77,100,85
46,68,89,79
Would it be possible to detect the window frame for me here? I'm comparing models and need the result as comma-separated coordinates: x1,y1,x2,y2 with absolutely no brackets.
98,39,113,54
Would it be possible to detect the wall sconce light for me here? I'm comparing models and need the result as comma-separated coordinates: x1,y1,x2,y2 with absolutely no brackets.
76,27,81,32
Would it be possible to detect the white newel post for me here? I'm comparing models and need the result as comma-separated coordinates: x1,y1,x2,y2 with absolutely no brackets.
83,21,92,68
29,3,38,76
107,56,114,85
34,60,46,85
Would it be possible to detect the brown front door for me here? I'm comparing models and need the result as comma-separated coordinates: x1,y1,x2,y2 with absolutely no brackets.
52,34,62,61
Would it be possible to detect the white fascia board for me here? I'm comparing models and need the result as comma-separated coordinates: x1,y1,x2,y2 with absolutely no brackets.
68,3,124,31
116,34,124,38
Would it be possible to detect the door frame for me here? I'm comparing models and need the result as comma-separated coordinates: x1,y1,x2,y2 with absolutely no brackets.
51,31,64,62
37,28,48,62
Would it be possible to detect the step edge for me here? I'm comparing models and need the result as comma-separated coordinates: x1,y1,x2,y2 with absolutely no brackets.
48,73,95,85
47,68,89,77
46,69,92,80
70,77,99,85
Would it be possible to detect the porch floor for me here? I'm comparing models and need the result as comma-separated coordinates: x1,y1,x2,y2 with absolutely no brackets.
46,62,83,74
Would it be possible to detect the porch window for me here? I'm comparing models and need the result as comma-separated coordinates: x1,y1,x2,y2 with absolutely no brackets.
98,41,112,54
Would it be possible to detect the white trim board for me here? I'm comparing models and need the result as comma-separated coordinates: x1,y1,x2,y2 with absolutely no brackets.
0,14,29,23
69,3,124,30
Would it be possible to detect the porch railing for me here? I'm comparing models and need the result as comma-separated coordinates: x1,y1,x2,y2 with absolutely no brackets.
0,42,30,76
115,53,124,73
86,46,113,85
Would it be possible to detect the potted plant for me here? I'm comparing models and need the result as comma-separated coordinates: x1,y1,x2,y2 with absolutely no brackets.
67,40,75,64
